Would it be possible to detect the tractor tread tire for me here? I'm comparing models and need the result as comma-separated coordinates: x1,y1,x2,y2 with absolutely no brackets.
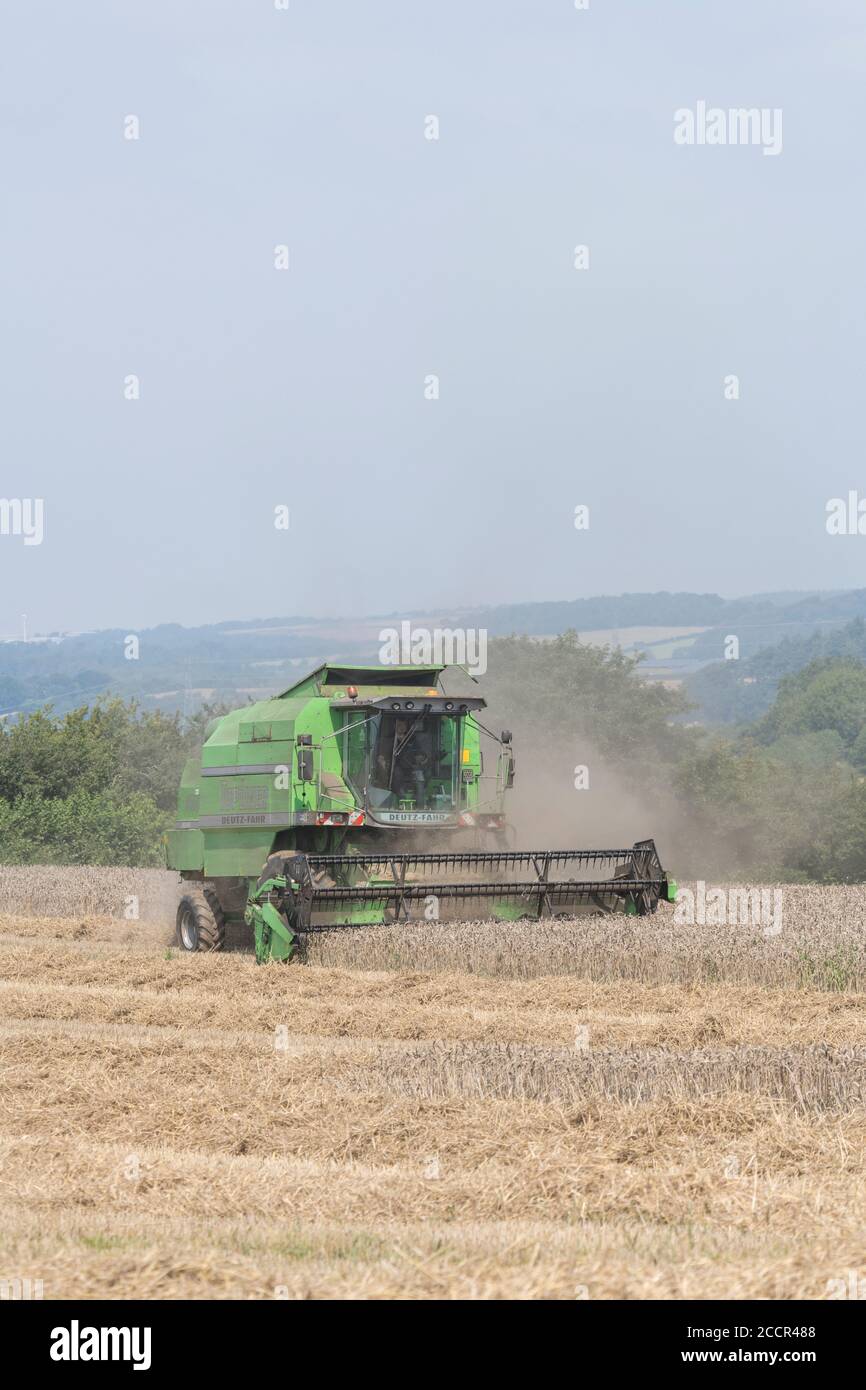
257,854,290,890
176,886,225,953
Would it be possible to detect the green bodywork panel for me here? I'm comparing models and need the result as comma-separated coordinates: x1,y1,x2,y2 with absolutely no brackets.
165,663,508,884
246,882,297,964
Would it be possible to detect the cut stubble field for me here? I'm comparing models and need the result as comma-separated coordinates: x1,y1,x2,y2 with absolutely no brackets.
1,868,865,1300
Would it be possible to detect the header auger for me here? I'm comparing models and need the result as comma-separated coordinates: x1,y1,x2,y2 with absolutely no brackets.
165,662,675,961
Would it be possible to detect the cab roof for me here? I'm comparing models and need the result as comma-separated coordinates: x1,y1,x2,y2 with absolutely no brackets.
278,663,447,698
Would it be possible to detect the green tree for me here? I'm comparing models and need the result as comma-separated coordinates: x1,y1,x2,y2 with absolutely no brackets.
0,697,220,865
757,660,866,747
484,631,688,771
0,789,169,866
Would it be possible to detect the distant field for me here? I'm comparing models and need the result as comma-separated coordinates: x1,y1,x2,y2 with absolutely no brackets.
1,871,864,1299
533,625,707,651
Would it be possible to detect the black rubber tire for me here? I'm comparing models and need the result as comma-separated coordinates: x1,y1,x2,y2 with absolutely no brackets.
176,886,225,952
257,854,289,890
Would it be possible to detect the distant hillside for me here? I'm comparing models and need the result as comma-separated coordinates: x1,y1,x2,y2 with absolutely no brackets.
428,591,834,637
3,588,866,720
686,617,866,725
683,591,866,664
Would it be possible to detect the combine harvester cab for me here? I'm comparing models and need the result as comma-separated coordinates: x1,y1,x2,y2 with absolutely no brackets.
165,663,675,962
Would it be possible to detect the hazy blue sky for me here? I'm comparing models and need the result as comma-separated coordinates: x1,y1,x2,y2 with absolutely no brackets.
2,0,865,634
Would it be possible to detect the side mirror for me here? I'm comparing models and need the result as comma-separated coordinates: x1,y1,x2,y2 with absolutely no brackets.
501,729,512,744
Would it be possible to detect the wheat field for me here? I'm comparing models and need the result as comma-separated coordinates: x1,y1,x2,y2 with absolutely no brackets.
1,868,865,1300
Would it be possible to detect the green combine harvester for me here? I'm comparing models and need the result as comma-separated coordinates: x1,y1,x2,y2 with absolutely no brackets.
165,663,675,962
